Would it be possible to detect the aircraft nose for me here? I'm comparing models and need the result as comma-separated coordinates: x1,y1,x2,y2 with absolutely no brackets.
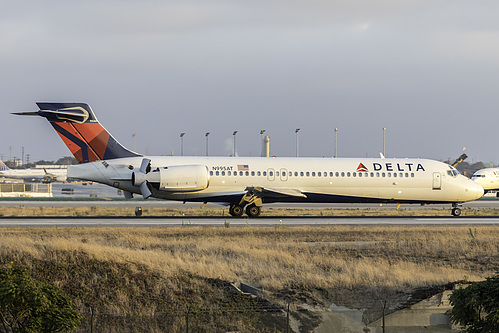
467,181,484,200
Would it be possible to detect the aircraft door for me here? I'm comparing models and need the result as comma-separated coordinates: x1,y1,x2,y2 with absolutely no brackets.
432,172,441,190
280,168,288,181
267,168,275,181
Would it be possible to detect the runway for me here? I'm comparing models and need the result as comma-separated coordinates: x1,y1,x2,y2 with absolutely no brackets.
0,216,498,227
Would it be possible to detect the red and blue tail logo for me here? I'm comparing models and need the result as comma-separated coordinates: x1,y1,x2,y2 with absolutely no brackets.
33,103,141,163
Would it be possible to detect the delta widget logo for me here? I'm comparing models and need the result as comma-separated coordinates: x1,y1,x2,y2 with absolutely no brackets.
356,163,368,172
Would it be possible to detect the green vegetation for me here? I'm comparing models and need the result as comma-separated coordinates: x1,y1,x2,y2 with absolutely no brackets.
450,273,499,333
0,265,81,332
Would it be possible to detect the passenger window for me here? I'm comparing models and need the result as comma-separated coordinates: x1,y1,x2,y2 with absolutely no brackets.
269,171,273,176
353,172,356,177
400,173,403,178
388,173,391,177
245,171,249,176
228,171,231,176
393,173,397,178
300,172,304,176
276,171,279,177
330,172,333,177
239,171,243,176
411,173,415,177
216,171,220,176
312,172,315,177
347,172,351,177
210,171,214,176
382,173,385,177
359,172,362,177
336,172,340,177
295,172,298,176
263,171,267,176
306,172,310,177
405,173,409,177
257,171,261,176
371,172,374,177
341,172,345,177
222,171,225,176
318,172,321,177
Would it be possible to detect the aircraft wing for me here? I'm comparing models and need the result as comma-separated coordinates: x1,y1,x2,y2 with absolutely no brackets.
259,187,307,198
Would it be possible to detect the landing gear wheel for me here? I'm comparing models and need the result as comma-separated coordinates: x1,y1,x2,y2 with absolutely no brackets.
246,204,261,218
451,208,461,217
229,205,244,217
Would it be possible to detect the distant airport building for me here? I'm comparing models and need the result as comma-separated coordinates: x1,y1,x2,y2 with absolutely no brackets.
0,183,52,197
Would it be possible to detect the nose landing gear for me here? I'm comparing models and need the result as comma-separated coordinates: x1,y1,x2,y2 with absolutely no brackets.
451,203,462,216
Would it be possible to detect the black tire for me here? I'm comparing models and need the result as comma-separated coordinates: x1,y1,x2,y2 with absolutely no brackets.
246,205,261,218
451,208,461,217
229,205,244,217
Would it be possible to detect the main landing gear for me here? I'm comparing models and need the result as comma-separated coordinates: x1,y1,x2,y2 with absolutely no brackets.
229,204,261,218
229,187,265,218
451,203,462,217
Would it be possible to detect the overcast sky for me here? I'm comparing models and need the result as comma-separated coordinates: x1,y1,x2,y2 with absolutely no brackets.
1,1,499,164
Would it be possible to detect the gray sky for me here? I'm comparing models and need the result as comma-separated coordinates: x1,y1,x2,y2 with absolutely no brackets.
2,1,499,164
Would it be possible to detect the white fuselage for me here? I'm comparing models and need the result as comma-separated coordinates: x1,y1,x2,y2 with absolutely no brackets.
68,156,484,204
0,168,67,182
471,168,499,191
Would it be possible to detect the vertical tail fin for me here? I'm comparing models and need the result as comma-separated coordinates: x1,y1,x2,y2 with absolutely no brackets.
0,160,9,171
14,103,141,164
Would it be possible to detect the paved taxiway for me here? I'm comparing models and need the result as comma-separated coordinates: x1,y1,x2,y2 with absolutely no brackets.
0,183,498,226
0,216,498,227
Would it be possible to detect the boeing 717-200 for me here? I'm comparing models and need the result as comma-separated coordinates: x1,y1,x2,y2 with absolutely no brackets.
14,103,484,217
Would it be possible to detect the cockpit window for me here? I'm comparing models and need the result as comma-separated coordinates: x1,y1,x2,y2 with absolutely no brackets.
447,166,460,177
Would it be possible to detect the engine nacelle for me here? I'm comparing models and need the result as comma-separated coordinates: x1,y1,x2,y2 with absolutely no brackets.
159,165,209,191
132,164,209,192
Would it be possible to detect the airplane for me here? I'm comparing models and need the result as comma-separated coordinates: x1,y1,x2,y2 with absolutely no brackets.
471,167,499,194
14,102,484,217
0,160,67,182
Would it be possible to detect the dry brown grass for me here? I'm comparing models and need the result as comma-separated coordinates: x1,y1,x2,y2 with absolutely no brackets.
0,225,497,330
0,226,496,292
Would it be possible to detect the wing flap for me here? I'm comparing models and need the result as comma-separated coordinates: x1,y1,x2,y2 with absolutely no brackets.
258,187,307,198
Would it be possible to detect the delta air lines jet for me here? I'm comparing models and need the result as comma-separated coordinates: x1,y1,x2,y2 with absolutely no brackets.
15,103,484,217
472,168,499,194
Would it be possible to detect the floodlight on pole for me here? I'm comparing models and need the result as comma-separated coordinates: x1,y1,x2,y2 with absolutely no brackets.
295,128,300,157
180,132,185,156
205,132,210,156
233,131,238,157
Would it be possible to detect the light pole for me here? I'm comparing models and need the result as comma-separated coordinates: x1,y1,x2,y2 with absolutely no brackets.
205,132,210,156
295,128,300,157
383,128,386,157
180,132,185,156
233,131,238,157
334,128,338,158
